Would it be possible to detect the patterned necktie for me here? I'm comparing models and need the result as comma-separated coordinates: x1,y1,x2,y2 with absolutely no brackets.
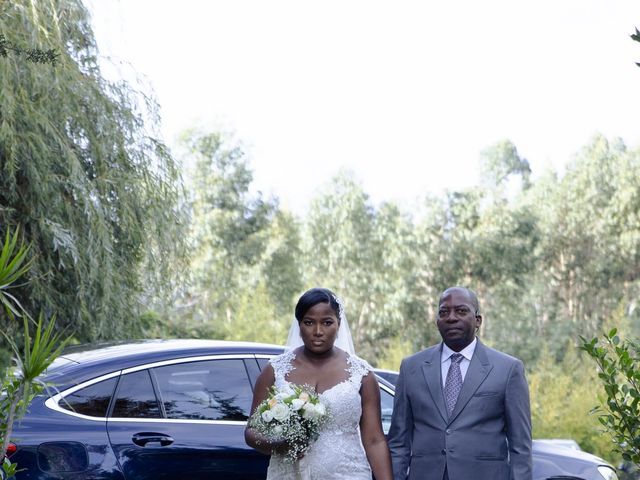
444,353,464,417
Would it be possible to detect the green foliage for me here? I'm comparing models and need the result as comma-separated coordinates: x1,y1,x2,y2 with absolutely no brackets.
0,0,186,342
632,27,640,67
376,336,414,371
180,129,297,341
1,315,66,478
521,136,640,359
176,130,640,381
480,139,531,190
223,282,289,344
581,329,640,465
529,345,618,463
0,227,32,319
260,210,304,318
0,33,59,64
0,227,67,477
138,309,225,340
302,171,375,350
0,228,33,369
301,171,421,360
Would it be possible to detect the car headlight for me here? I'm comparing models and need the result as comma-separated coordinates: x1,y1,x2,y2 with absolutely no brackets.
597,465,618,480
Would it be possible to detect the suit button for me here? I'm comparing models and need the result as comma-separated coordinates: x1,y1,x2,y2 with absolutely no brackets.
441,449,446,455
446,429,452,434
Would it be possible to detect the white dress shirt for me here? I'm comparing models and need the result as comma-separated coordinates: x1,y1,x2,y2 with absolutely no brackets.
440,337,477,388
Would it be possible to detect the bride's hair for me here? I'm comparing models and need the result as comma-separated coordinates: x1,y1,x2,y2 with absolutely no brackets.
294,288,341,323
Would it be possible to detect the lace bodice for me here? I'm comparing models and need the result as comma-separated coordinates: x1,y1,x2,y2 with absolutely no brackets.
266,349,374,479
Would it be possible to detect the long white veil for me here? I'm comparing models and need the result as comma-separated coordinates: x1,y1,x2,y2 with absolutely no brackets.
285,295,356,355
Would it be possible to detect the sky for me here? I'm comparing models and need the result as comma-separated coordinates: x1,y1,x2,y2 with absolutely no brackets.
88,0,640,213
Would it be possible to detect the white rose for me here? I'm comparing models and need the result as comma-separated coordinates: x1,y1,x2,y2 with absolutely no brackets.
271,403,290,422
314,403,327,417
272,424,283,435
301,403,317,419
261,410,274,423
291,398,305,411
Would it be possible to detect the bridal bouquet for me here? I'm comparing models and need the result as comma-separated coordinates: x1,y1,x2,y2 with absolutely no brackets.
249,384,328,463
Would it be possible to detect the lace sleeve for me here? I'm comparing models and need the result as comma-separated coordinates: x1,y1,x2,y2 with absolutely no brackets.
346,355,373,388
270,349,296,388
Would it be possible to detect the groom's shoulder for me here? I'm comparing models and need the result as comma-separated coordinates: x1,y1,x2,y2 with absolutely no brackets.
401,344,440,367
479,341,524,366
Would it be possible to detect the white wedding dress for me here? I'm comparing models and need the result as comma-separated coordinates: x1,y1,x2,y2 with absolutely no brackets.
266,349,373,480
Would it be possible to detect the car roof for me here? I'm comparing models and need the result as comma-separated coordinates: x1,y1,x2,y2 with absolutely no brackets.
535,438,581,450
42,339,285,390
373,368,398,374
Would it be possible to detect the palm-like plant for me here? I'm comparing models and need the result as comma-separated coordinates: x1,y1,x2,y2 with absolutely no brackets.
0,228,66,479
0,228,33,319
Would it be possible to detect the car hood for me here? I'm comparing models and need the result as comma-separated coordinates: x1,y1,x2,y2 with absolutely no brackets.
532,440,611,479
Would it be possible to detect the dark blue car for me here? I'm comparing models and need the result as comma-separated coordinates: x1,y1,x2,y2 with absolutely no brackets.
6,339,394,480
5,339,617,480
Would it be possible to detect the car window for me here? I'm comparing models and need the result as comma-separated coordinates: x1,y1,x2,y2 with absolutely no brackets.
376,371,398,386
256,358,270,371
111,370,162,418
244,358,261,390
380,386,394,435
60,377,118,417
152,359,253,421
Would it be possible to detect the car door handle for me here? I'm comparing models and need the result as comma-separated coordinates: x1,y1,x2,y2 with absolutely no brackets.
132,432,175,447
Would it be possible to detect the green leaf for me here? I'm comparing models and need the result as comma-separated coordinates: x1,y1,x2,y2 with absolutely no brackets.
0,227,34,320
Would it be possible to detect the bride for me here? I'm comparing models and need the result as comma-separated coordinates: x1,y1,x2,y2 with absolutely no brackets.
245,287,393,480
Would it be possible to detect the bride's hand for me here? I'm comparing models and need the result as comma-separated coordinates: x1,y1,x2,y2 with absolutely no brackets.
293,438,310,460
294,446,307,460
271,437,308,459
269,437,290,455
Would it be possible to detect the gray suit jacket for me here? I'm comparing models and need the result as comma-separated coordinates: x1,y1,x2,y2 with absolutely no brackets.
387,340,532,480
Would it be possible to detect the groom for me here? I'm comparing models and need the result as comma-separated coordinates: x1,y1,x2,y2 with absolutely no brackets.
387,286,532,480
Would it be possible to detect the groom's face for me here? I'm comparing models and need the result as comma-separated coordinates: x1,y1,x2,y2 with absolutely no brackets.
436,288,482,351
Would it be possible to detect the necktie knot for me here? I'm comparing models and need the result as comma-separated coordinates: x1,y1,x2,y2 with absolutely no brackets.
450,353,464,364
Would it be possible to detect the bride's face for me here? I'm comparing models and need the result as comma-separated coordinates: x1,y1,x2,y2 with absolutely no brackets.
299,302,340,354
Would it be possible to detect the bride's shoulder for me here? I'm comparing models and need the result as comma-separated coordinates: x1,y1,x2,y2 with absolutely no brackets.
270,348,296,370
346,352,373,368
272,348,296,360
346,353,374,380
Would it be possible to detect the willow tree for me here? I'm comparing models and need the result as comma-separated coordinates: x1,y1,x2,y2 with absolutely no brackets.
0,0,185,341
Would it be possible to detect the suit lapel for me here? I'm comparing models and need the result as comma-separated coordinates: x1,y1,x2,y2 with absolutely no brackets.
448,341,493,423
421,344,448,422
